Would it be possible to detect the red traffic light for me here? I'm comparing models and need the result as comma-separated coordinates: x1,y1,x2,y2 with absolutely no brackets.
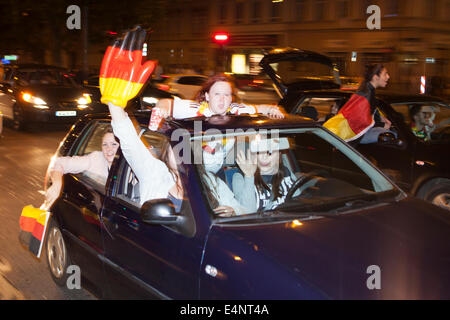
213,33,229,44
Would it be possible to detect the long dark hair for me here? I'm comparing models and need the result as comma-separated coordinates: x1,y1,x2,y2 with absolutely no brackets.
103,127,120,144
194,73,234,103
254,153,285,201
197,165,220,208
357,63,385,92
159,138,183,195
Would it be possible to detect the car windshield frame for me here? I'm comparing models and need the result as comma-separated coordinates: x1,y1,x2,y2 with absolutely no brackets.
191,126,401,223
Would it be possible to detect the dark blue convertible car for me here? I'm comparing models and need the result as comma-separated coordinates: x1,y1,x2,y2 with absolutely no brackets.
45,112,450,299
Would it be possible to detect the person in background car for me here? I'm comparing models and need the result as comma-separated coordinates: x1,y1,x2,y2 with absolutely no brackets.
324,64,394,144
410,105,437,141
45,128,120,207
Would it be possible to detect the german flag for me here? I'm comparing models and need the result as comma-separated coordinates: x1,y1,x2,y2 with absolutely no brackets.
323,93,374,142
100,26,156,108
19,205,51,258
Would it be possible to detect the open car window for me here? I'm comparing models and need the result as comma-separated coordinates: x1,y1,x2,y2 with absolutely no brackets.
72,121,116,187
293,96,347,121
391,102,450,142
193,127,398,221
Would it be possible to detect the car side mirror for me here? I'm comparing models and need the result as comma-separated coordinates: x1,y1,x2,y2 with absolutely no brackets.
377,132,405,148
140,198,183,226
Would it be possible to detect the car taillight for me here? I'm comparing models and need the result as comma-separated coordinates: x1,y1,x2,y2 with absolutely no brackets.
158,84,170,91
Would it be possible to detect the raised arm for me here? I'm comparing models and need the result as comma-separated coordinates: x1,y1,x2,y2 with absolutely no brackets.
254,104,285,119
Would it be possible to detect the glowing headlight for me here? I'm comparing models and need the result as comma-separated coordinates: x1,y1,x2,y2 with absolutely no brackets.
143,97,159,105
77,94,92,105
22,92,49,109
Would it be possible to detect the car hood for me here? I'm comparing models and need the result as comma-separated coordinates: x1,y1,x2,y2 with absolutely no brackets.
259,48,341,97
208,198,450,299
22,85,87,103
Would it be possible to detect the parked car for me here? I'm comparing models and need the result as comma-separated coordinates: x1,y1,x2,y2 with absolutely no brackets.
44,111,450,299
83,75,179,114
155,74,208,99
260,48,450,210
0,64,101,130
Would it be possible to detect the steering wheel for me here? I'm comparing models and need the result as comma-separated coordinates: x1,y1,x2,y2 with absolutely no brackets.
431,124,450,140
285,169,330,201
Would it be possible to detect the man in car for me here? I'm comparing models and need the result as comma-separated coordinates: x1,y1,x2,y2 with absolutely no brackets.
410,105,437,141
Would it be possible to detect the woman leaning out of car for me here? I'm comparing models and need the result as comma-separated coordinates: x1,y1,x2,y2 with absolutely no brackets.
45,128,120,208
152,73,285,124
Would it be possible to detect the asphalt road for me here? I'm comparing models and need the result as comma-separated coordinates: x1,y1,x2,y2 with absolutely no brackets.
0,125,95,300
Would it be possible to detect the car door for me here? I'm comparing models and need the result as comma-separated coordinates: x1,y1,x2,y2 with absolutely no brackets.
101,131,201,299
355,101,414,190
51,120,114,293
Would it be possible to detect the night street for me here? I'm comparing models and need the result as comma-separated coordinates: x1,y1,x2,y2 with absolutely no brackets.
0,0,449,303
0,126,94,299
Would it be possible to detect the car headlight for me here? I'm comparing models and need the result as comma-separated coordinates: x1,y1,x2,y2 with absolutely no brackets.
77,94,92,106
143,97,159,105
21,92,49,109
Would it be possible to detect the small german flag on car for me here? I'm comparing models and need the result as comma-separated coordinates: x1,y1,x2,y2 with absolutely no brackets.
19,205,51,258
100,25,156,108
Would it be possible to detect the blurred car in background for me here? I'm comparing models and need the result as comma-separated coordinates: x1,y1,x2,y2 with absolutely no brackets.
339,76,362,91
260,48,450,210
155,74,208,99
0,64,100,130
84,75,180,114
232,73,280,105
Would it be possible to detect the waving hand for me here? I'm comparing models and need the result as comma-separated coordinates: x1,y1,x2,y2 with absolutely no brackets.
100,26,156,108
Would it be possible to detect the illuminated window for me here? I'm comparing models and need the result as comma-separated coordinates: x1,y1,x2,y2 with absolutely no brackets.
231,54,247,74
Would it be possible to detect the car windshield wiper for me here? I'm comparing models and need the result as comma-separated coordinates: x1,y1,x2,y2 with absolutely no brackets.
215,190,401,223
271,191,399,217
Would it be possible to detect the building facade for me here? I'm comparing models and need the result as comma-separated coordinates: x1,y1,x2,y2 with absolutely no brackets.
146,0,450,94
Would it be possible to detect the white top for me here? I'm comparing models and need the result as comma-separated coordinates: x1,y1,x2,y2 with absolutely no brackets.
172,99,257,119
111,115,175,204
49,151,109,185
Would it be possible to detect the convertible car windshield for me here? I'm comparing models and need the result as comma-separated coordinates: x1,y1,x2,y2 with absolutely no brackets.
194,127,398,220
